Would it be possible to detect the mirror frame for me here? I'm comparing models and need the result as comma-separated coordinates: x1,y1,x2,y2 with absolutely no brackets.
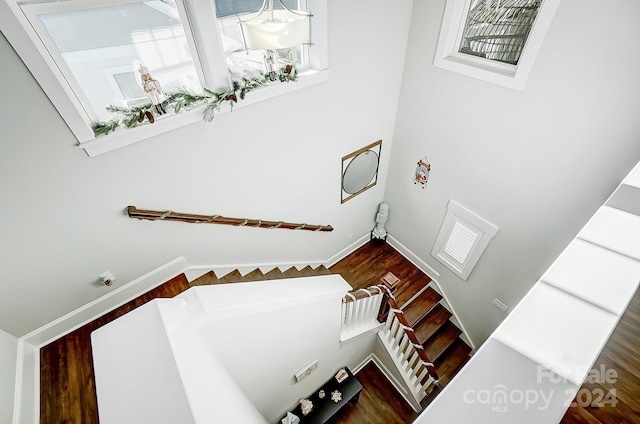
341,139,382,203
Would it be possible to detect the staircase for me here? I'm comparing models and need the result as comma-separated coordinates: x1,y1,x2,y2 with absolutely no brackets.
400,286,472,406
188,241,472,410
329,241,472,407
190,265,332,285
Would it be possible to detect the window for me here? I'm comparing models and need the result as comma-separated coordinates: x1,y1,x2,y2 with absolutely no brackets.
214,0,309,78
431,200,498,280
1,0,327,156
434,0,560,90
22,0,204,123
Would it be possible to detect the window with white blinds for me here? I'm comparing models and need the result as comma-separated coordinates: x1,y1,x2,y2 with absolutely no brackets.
443,220,480,264
432,200,498,280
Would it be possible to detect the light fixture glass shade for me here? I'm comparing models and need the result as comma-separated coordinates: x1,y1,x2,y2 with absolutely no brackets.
241,9,310,50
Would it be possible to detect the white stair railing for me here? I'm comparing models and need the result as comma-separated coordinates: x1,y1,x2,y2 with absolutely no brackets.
379,307,439,404
340,286,385,340
340,284,439,407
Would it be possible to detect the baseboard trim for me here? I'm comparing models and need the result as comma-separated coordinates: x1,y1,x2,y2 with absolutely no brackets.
386,235,440,279
13,339,38,424
24,235,373,346
386,235,475,350
22,257,189,347
185,260,326,282
354,353,422,413
325,234,370,268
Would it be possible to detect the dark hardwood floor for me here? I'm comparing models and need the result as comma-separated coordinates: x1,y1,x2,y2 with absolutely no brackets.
39,240,640,423
329,240,431,307
40,274,191,424
560,286,640,423
39,243,421,424
333,361,420,424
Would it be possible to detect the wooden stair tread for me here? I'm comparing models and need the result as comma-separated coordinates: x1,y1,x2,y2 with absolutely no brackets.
218,269,244,283
392,273,431,308
190,271,220,286
193,265,330,285
298,265,317,277
434,338,471,380
424,321,462,362
264,268,286,280
413,304,453,344
402,287,442,327
283,267,302,278
242,268,267,281
314,265,332,275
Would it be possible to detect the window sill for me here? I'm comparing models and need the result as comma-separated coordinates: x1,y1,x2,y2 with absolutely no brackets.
80,68,328,157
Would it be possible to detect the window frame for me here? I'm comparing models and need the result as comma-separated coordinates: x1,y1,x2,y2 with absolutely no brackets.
433,0,561,90
431,200,498,280
0,0,328,156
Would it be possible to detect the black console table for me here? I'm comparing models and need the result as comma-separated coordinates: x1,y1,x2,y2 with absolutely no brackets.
283,367,363,424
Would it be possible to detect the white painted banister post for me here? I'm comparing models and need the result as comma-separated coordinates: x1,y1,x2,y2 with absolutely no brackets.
340,286,385,340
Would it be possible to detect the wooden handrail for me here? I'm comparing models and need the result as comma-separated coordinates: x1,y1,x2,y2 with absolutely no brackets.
127,206,333,232
343,285,385,302
381,288,440,383
343,284,390,322
342,283,440,384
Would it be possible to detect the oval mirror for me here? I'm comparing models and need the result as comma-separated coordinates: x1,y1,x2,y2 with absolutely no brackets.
343,151,379,194
341,140,382,203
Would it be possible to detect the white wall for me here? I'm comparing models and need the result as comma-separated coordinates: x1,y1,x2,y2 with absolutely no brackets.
0,0,414,337
92,301,199,424
0,329,18,424
189,276,377,423
384,0,640,345
417,163,640,422
92,298,268,424
91,275,374,423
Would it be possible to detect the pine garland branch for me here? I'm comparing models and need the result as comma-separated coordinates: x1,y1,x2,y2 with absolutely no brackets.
91,65,298,137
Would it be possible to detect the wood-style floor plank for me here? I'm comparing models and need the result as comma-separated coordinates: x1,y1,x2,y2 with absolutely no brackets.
332,361,420,424
560,287,640,424
330,241,430,306
40,240,640,424
39,245,424,424
40,273,191,424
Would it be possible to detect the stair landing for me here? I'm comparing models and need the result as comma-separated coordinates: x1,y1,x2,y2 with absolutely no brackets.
330,241,431,306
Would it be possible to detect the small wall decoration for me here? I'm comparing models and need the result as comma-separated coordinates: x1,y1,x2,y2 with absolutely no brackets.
414,156,431,189
341,140,382,203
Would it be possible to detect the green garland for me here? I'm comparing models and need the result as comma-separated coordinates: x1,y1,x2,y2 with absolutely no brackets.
91,65,298,137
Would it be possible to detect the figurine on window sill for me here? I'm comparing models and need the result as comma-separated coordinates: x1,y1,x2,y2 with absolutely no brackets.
139,65,167,115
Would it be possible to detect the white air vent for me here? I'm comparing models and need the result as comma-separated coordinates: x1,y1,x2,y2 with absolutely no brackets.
432,201,498,280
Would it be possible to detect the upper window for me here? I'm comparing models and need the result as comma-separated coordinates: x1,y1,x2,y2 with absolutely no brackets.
214,0,310,78
22,0,204,123
434,0,560,90
458,0,541,66
2,0,327,155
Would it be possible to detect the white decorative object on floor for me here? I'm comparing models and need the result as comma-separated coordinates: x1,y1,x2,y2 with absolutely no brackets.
371,202,389,241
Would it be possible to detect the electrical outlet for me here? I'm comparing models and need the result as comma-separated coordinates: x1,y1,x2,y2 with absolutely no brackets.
492,298,509,312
